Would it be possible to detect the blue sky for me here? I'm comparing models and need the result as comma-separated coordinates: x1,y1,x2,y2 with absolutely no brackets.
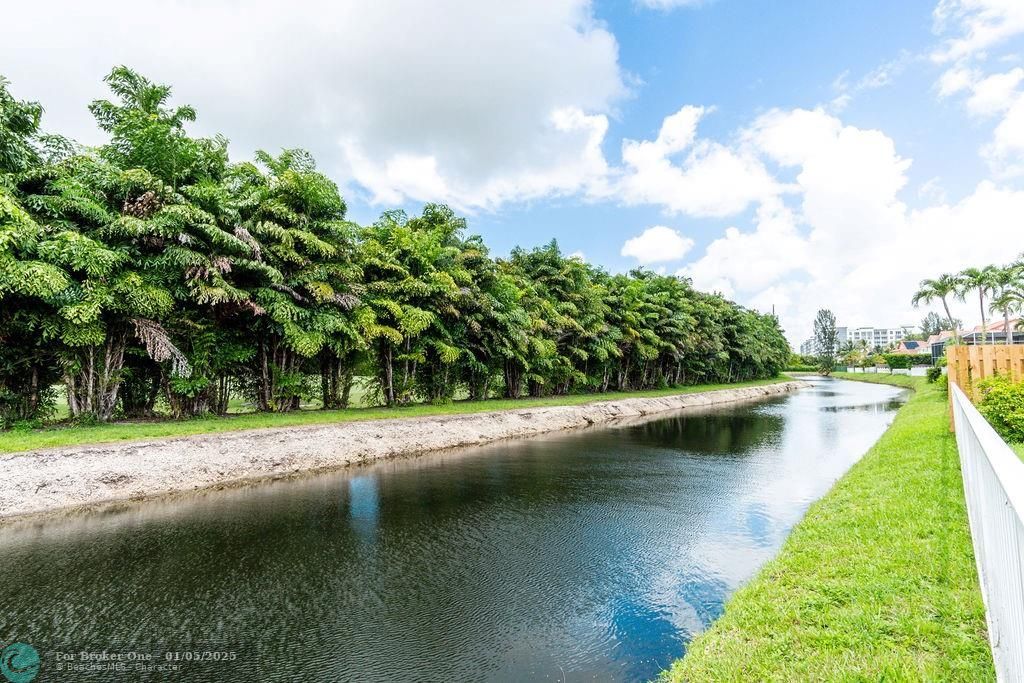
462,0,948,266
460,0,995,267
3,0,1024,343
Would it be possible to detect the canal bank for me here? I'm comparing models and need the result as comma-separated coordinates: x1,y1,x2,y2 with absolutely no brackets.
0,380,805,522
662,374,994,681
0,377,900,681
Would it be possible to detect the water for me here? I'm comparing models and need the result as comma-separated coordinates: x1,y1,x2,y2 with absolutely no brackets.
0,378,905,681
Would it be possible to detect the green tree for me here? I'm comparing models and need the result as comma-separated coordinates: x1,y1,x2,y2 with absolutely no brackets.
989,262,1023,345
0,77,69,424
231,149,360,412
504,240,608,396
813,308,838,376
78,68,258,419
360,205,468,406
0,67,793,429
911,274,962,343
958,265,999,344
919,312,941,338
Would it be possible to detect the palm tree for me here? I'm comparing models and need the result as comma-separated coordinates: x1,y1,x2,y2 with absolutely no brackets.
911,274,961,343
989,290,1020,344
958,266,1000,344
989,263,1023,344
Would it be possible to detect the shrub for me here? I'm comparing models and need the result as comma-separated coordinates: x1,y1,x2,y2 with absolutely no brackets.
977,375,1024,442
926,366,943,383
882,353,931,370
790,353,818,367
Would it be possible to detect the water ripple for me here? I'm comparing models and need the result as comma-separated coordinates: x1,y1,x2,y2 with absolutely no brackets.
0,377,906,681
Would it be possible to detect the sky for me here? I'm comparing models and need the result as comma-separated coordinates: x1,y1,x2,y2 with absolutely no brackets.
3,0,1024,345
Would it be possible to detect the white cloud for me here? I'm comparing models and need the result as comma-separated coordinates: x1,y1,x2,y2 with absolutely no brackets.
621,226,695,264
918,176,949,203
341,105,613,209
931,1,1024,176
4,0,1021,345
829,52,913,111
859,55,909,89
932,0,1024,63
937,65,979,96
966,67,1024,114
746,108,911,275
829,94,854,113
986,95,1024,172
946,66,1024,175
0,0,627,212
617,105,782,217
679,107,1024,345
936,65,1024,177
680,201,807,294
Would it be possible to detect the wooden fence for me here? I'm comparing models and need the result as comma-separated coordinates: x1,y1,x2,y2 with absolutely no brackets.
947,345,1024,402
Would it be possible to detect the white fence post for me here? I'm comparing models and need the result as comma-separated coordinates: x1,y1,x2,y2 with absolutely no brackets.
951,382,1024,682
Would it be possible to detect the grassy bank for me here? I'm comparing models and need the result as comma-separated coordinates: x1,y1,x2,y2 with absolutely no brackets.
663,373,993,681
0,377,789,454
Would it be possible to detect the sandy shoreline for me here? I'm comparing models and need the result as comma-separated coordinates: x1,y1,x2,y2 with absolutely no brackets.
0,380,806,522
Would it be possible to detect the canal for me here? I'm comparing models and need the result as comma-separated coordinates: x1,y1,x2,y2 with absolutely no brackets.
0,377,906,681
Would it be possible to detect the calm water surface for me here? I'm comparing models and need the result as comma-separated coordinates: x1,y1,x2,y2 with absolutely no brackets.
0,378,905,681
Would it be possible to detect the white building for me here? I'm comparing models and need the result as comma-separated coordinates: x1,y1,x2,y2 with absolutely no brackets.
848,325,915,351
801,324,914,355
800,326,848,356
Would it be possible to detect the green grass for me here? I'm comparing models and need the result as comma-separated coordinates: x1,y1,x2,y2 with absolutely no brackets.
0,377,788,454
663,372,994,682
48,380,378,420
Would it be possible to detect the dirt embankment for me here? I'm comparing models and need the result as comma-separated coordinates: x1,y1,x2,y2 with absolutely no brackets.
1,381,806,521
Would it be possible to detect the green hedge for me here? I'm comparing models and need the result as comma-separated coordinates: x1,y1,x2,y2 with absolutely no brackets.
882,353,932,369
977,375,1024,442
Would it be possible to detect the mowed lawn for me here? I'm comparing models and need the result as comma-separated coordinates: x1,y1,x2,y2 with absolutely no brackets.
0,377,788,454
663,373,994,681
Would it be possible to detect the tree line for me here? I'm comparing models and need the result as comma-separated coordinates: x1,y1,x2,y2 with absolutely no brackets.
912,260,1024,344
0,68,789,426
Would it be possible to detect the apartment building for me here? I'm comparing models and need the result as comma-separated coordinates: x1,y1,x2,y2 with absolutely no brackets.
799,326,848,356
801,324,914,355
847,325,915,350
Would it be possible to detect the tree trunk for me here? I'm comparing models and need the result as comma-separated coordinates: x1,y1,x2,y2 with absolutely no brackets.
64,330,129,422
165,385,211,419
340,371,353,408
256,336,304,412
320,352,340,409
381,340,395,406
941,297,960,344
978,290,987,344
215,375,230,415
503,361,521,399
258,339,272,411
27,367,38,417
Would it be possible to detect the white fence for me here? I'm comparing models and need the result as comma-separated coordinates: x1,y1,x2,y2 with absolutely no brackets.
951,382,1024,682
846,366,928,376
